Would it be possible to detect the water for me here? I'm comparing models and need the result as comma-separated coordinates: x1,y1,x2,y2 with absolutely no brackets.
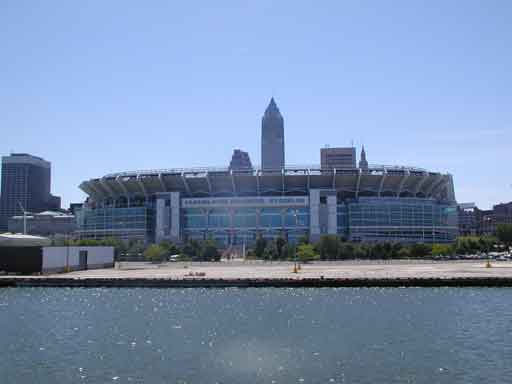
0,287,511,383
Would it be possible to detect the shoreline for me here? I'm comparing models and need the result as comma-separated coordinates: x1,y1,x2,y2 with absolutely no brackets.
3,261,512,288
2,276,512,288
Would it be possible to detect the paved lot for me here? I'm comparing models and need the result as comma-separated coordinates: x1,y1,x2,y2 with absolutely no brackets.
54,260,512,280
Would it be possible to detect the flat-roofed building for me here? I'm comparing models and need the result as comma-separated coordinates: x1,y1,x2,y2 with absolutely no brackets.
229,149,253,171
0,153,61,231
8,210,76,236
321,147,356,169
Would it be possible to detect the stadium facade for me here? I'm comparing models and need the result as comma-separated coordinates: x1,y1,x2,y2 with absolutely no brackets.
77,99,458,246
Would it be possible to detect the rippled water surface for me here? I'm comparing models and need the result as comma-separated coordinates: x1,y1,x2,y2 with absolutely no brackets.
1,287,511,383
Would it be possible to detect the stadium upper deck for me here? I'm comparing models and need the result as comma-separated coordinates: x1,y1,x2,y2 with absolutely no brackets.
80,164,455,203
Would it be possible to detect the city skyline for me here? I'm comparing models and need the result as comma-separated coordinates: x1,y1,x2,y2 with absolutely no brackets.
1,1,511,209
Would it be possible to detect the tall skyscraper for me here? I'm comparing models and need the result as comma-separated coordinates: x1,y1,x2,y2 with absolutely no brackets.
0,153,60,232
321,147,356,169
261,98,285,170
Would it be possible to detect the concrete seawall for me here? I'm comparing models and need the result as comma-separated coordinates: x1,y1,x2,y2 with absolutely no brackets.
2,276,512,288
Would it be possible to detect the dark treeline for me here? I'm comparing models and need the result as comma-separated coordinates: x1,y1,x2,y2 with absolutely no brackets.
52,223,512,262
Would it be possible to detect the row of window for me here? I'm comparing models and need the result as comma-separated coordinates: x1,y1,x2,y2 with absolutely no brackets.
183,229,309,246
184,214,309,229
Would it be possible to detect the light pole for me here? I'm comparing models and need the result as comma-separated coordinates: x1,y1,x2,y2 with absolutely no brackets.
292,209,299,273
17,201,27,235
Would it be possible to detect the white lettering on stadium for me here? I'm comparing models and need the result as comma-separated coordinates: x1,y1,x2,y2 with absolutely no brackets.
182,197,308,207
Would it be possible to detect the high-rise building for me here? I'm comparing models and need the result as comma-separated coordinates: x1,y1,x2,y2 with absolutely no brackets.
359,146,368,171
481,201,512,235
321,147,356,169
261,98,284,170
229,149,253,171
457,202,482,236
0,153,60,232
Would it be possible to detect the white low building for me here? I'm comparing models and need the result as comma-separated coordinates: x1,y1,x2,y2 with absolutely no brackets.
0,236,114,274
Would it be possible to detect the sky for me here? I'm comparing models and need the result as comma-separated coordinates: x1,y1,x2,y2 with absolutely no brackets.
1,0,511,209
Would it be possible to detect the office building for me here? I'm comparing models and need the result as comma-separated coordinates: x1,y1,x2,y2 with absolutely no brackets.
321,147,356,169
481,202,512,236
8,210,77,236
457,203,482,236
229,149,253,171
261,98,285,170
0,153,61,232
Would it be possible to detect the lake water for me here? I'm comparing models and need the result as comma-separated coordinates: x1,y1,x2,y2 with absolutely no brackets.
0,287,511,383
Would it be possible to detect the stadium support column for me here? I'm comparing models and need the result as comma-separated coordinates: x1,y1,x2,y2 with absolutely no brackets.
170,192,181,242
309,189,321,242
155,193,170,243
327,195,337,235
155,191,180,244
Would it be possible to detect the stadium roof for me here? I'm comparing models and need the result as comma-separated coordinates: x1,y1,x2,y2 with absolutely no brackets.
80,165,455,202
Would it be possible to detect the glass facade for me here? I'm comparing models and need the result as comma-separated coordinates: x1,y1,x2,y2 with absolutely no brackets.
338,198,458,243
76,195,456,246
182,206,309,247
77,207,153,242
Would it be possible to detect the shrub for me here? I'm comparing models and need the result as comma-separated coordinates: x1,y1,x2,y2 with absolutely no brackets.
200,239,220,262
432,243,453,256
296,244,319,262
144,244,166,263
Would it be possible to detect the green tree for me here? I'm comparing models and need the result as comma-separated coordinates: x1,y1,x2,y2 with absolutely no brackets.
275,236,287,259
432,243,453,256
296,244,318,263
200,239,221,261
496,224,512,248
263,244,276,261
353,244,368,259
144,244,166,263
317,235,339,260
160,240,180,256
338,243,354,259
182,239,201,259
397,247,410,259
254,235,267,259
409,243,432,258
283,243,296,260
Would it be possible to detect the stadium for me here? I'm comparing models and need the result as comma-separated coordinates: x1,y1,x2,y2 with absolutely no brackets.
77,99,458,246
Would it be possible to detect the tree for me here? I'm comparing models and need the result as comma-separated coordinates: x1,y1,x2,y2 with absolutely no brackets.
496,224,512,248
160,240,180,256
353,244,368,259
254,235,267,259
296,244,318,263
275,236,287,259
397,247,410,259
263,242,278,261
144,244,166,263
338,243,354,259
432,243,453,257
127,240,145,259
317,235,339,260
409,243,432,258
283,243,296,260
201,239,221,262
182,239,201,259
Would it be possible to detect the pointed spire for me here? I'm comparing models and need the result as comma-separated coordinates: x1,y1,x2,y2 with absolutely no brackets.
359,145,368,171
264,97,281,117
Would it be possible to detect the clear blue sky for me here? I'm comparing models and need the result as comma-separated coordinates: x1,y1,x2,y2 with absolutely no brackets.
1,1,511,209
